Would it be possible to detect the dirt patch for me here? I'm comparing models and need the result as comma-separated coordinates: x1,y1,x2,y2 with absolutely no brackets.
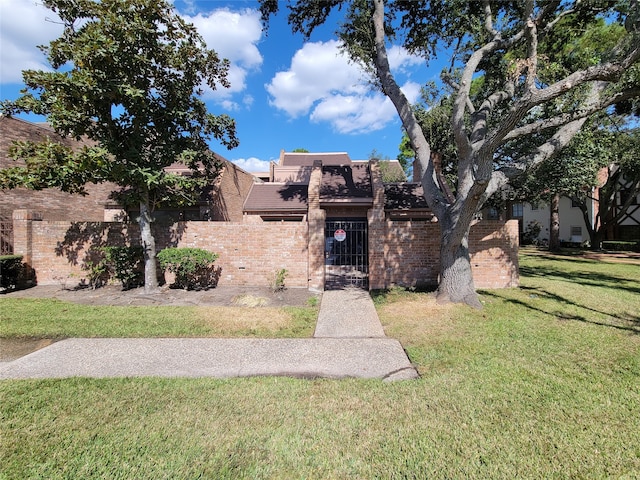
3,284,320,308
0,338,58,363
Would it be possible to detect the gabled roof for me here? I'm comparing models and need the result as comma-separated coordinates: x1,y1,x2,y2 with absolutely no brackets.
243,183,308,212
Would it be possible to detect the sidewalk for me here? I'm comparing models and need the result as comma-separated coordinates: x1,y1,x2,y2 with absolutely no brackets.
0,288,419,381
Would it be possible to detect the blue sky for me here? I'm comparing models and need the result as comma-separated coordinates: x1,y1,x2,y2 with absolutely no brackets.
0,0,440,172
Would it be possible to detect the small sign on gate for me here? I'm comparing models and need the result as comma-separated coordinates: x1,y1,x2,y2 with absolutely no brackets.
334,229,346,242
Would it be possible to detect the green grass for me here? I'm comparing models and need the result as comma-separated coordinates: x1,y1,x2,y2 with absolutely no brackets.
0,300,318,338
1,249,639,478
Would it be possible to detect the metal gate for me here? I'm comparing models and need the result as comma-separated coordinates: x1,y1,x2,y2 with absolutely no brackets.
0,219,13,255
324,218,368,289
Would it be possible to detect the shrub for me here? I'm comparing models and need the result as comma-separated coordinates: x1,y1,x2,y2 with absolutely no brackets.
0,255,24,292
272,268,288,293
157,247,218,290
602,240,640,252
99,246,144,290
522,220,543,245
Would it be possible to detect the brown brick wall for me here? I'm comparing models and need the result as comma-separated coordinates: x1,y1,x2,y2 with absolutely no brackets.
210,162,257,222
13,209,517,291
383,219,519,289
1,117,117,222
13,213,308,288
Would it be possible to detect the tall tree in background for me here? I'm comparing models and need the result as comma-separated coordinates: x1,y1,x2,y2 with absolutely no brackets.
262,0,640,307
514,122,609,251
0,0,238,292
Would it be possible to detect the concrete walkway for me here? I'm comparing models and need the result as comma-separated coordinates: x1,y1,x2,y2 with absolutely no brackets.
0,288,419,381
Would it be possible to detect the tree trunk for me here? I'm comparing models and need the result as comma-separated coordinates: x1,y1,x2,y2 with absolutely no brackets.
590,229,605,251
549,193,561,252
138,198,159,293
436,225,482,309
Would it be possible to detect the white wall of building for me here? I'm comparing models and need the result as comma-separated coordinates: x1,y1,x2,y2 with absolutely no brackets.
521,196,594,243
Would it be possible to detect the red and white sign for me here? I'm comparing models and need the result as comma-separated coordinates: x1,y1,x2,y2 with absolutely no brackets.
334,229,346,242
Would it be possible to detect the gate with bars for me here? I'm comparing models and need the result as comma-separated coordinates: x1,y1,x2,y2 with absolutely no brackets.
324,218,368,289
0,218,13,255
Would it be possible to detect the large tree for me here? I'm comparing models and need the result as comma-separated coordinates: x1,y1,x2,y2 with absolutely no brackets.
0,0,238,292
262,0,640,307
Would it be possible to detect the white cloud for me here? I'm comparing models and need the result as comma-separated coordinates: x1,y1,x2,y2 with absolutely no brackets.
311,81,421,134
185,8,263,103
0,0,63,83
266,40,423,134
232,157,272,173
0,2,264,106
387,45,423,71
266,40,366,117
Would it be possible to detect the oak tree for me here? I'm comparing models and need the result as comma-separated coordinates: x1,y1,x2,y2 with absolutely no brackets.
262,0,640,307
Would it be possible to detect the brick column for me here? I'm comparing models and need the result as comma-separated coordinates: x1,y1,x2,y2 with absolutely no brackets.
307,160,325,292
12,210,42,265
368,160,386,290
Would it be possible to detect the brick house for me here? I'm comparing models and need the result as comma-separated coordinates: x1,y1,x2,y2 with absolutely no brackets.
0,116,256,254
4,118,518,291
241,151,518,291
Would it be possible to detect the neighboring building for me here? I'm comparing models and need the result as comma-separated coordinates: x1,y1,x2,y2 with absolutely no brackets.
509,196,596,244
0,116,117,223
508,178,640,245
0,116,256,252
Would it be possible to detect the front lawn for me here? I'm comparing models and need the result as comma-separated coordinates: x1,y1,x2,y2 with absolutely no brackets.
1,250,639,478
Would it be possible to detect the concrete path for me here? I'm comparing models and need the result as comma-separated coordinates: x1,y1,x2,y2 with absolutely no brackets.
0,288,419,381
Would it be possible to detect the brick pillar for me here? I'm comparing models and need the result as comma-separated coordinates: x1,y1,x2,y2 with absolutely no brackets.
307,160,325,292
12,210,42,265
368,160,386,290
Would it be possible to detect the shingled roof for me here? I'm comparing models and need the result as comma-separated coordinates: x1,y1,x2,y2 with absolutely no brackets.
320,163,372,202
243,183,308,213
384,183,430,210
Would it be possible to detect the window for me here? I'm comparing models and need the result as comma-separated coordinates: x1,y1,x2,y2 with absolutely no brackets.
488,207,499,220
530,202,539,210
511,203,523,217
570,226,583,243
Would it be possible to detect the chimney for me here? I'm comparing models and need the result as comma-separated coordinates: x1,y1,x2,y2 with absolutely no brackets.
413,156,422,182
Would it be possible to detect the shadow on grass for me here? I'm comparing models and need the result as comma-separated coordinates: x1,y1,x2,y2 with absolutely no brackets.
519,263,640,295
483,286,640,335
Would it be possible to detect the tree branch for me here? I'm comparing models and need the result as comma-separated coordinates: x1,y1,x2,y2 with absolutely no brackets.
502,87,640,141
370,0,448,215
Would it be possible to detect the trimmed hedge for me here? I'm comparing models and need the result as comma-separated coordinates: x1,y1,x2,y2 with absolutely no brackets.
601,241,640,252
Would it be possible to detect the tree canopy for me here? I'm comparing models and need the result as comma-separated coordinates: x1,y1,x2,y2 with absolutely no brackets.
262,0,640,307
1,0,239,291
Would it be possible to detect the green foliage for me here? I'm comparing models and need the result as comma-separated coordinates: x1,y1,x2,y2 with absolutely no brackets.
0,0,240,290
0,0,238,200
602,241,640,252
157,247,219,290
272,268,288,293
0,255,24,292
99,246,144,290
522,220,543,245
